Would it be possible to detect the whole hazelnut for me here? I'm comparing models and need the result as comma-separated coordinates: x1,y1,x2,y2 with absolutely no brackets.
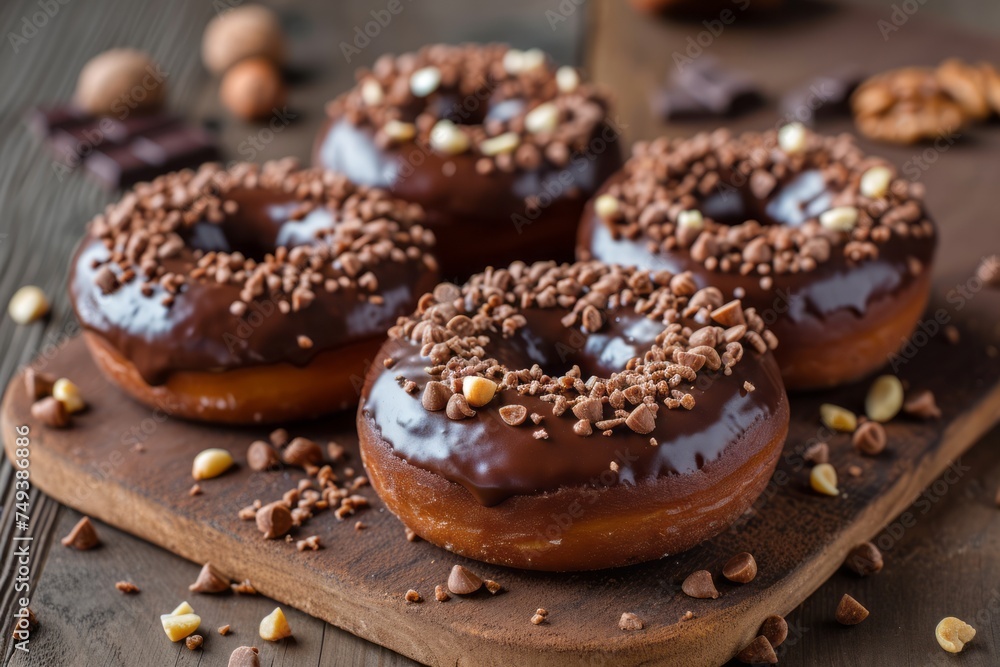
220,58,286,121
202,4,286,75
75,48,166,116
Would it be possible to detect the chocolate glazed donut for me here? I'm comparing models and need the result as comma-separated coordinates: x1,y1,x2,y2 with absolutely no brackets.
578,128,936,390
313,44,623,279
70,160,438,424
358,261,789,571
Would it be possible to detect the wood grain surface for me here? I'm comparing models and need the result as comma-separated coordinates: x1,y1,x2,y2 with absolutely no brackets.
0,0,998,665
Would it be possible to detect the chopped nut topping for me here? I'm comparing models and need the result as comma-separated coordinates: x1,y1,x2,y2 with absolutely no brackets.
865,375,904,422
404,589,422,603
7,286,49,324
115,581,140,594
935,617,976,653
618,612,643,631
810,463,839,496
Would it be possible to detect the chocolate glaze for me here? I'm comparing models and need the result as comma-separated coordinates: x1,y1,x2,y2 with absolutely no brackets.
361,307,787,507
69,186,437,385
580,170,936,328
313,116,623,278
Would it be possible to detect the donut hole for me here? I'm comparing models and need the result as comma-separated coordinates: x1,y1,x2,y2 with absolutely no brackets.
186,188,333,261
492,308,665,379
701,168,832,227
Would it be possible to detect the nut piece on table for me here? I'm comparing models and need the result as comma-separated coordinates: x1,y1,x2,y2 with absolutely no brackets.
192,448,234,480
835,594,869,625
935,617,975,653
618,612,644,631
161,612,201,642
8,286,49,324
820,403,857,432
259,607,292,641
810,463,839,496
74,49,166,116
865,375,904,422
52,378,86,414
852,421,887,456
202,4,286,75
185,634,204,650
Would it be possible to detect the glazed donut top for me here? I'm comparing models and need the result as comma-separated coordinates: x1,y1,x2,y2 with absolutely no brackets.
589,128,936,292
70,160,437,384
363,261,786,506
326,43,613,173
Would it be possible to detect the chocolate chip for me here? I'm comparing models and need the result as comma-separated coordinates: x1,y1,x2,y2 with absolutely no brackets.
269,428,289,447
835,594,869,625
903,389,941,420
759,615,788,648
852,421,887,455
282,437,323,468
446,393,475,420
618,612,643,631
61,516,99,550
23,368,55,400
803,442,829,464
681,570,719,599
736,635,777,664
422,381,453,411
31,396,70,428
572,397,603,422
447,565,483,595
499,404,527,426
247,441,280,471
844,542,883,576
625,403,656,434
228,646,260,667
256,502,293,539
722,552,758,584
189,562,230,593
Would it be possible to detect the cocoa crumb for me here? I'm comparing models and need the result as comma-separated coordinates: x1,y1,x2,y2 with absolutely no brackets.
189,484,202,497
218,624,231,636
231,579,257,595
185,634,203,650
115,581,139,594
404,589,422,603
618,612,643,631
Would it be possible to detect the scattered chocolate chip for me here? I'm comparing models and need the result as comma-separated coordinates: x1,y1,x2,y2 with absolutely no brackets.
723,552,758,584
852,421,887,455
404,589,422,603
835,594,869,625
903,389,941,419
115,581,139,594
247,441,280,471
625,403,656,434
682,570,719,599
228,646,260,667
23,368,55,400
282,437,323,467
31,396,70,428
499,404,528,426
269,428,289,447
759,615,788,648
572,397,603,422
780,67,864,125
190,562,231,593
737,635,778,664
803,442,830,465
977,254,1000,287
447,565,483,595
61,516,99,550
445,393,476,420
844,542,884,576
185,634,204,650
618,612,644,631
256,502,293,539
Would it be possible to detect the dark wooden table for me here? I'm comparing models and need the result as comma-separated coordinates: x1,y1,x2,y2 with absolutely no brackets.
1,1,998,665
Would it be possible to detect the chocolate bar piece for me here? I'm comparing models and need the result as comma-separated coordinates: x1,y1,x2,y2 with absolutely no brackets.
780,67,865,125
27,105,219,189
86,124,220,189
651,58,764,121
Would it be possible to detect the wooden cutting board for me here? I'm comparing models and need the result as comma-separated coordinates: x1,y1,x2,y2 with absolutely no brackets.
3,310,999,666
